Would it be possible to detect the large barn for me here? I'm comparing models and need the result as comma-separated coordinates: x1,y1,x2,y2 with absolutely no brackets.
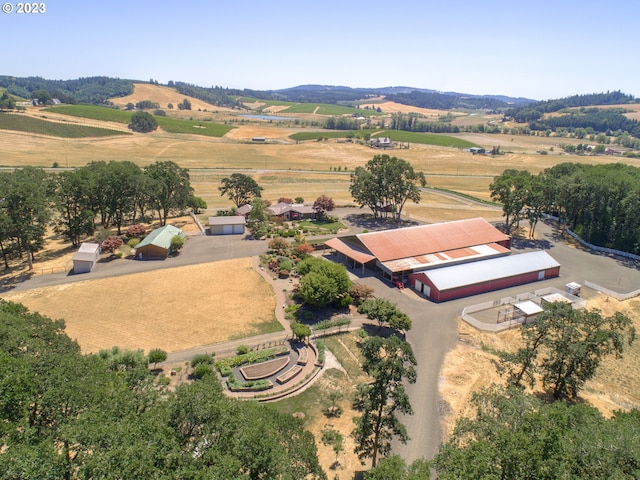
408,251,561,302
325,218,512,280
324,217,560,302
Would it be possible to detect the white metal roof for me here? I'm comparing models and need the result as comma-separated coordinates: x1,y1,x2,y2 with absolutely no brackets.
421,250,560,291
514,300,544,316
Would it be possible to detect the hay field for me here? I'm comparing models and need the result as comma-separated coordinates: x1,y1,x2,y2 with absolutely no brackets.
0,258,278,354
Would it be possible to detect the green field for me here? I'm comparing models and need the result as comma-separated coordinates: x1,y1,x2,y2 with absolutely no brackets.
155,116,234,137
374,130,479,149
44,104,133,123
0,112,131,138
289,129,479,148
289,130,375,141
44,104,234,137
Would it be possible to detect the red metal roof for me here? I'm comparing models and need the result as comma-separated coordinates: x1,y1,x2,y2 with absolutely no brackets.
357,218,509,262
324,237,377,264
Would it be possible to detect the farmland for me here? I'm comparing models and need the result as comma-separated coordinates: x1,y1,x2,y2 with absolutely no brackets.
0,112,130,138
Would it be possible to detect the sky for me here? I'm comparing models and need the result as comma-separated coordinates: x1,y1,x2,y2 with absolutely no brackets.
1,0,638,101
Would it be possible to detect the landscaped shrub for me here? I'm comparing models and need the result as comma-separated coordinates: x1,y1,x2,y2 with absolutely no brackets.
190,353,214,368
192,363,213,379
215,346,288,373
236,345,249,355
312,317,352,331
227,377,272,391
315,340,326,364
127,238,140,249
126,223,147,239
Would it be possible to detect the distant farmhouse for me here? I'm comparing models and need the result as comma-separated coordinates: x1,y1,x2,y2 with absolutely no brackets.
266,202,316,221
368,137,393,149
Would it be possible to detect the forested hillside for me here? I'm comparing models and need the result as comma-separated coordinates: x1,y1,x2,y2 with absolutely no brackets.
0,76,135,104
504,91,639,137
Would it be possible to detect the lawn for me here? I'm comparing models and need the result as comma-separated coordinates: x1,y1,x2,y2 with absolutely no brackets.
0,112,131,138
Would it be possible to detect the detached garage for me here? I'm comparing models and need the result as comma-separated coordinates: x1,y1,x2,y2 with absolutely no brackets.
72,242,100,274
209,216,246,235
408,251,560,302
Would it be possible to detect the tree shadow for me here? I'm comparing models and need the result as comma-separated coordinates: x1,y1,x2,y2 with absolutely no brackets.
342,213,420,231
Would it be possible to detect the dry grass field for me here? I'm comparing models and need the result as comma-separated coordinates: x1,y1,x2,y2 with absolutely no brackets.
109,83,234,113
440,294,640,439
0,257,277,354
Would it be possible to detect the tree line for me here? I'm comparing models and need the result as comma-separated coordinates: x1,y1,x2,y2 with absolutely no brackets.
490,162,640,255
0,76,135,105
0,161,203,269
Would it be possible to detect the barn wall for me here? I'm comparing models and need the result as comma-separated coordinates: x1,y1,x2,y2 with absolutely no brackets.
437,267,560,302
137,245,168,259
410,266,560,302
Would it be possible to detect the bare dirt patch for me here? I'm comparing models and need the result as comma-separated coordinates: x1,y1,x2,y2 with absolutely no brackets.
0,257,276,354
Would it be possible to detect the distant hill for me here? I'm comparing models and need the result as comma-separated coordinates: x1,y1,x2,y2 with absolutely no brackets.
1,75,635,117
504,91,640,137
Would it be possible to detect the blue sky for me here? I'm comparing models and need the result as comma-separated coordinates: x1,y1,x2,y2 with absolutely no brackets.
1,0,638,100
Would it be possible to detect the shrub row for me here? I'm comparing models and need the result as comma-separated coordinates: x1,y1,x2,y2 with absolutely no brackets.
215,346,289,374
312,317,352,331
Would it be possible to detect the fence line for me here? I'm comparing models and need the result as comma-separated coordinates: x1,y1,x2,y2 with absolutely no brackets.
583,281,640,301
543,214,640,262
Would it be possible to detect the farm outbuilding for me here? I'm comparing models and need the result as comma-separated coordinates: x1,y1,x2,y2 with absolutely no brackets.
136,225,184,260
408,251,561,302
208,216,246,235
72,242,100,274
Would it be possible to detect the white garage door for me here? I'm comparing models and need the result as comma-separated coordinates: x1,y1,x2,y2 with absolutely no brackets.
223,225,233,235
233,224,244,234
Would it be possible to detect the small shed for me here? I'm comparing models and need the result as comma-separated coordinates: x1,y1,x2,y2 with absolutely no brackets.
72,242,101,274
136,225,184,260
513,300,544,324
209,216,246,235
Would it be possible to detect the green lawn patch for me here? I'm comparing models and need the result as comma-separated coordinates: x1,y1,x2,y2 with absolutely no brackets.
297,219,346,235
0,112,130,138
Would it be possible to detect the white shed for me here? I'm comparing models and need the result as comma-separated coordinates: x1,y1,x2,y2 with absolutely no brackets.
208,216,246,235
72,242,101,274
